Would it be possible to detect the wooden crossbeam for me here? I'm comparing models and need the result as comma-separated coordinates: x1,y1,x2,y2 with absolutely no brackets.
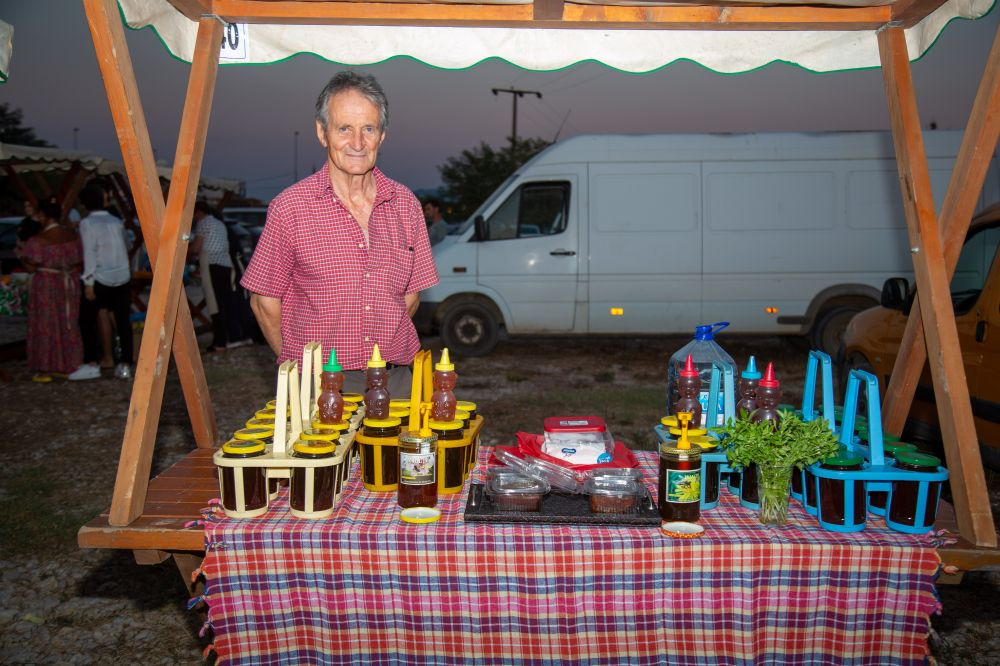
882,24,1000,437
878,27,996,547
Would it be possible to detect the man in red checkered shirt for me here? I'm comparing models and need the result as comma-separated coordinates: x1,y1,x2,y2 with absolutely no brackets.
242,71,439,395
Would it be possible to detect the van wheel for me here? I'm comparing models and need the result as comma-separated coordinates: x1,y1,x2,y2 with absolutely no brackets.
811,306,861,355
440,301,500,357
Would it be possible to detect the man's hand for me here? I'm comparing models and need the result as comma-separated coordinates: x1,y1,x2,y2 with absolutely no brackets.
250,293,282,355
84,285,96,301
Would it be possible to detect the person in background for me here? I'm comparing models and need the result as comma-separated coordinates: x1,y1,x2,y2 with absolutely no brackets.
422,198,449,247
189,200,238,353
16,199,43,247
69,184,133,381
16,201,83,382
242,70,439,395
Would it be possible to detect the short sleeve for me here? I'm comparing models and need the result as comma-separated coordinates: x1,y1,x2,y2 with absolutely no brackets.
404,195,439,295
240,198,295,299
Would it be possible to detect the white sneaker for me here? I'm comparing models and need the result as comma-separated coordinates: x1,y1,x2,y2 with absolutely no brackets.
227,338,252,349
114,363,132,380
68,364,101,381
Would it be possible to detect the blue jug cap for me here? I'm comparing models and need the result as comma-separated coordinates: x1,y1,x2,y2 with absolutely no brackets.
694,322,729,341
741,355,762,380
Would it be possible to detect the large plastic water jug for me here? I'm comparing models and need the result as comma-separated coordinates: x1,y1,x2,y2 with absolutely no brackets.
666,323,737,427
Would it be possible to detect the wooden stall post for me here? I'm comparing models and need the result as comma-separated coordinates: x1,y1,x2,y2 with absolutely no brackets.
878,27,997,547
881,25,1000,435
85,0,223,526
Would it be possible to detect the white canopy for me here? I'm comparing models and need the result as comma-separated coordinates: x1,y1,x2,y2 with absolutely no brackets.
0,20,11,83
119,0,994,74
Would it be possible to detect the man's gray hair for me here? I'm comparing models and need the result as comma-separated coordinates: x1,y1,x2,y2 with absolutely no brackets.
315,71,389,133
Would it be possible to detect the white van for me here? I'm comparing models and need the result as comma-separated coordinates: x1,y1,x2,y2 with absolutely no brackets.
418,132,1000,356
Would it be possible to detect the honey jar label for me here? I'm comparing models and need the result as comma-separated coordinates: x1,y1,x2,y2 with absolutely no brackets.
665,470,701,504
400,452,435,486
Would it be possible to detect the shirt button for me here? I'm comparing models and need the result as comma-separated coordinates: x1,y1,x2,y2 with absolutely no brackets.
365,273,370,278
365,336,370,342
364,305,371,311
358,243,364,249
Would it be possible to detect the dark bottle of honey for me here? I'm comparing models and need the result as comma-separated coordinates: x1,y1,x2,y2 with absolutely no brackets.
431,348,458,422
365,343,390,420
736,356,761,419
399,411,439,509
750,362,782,428
316,348,345,425
672,354,702,429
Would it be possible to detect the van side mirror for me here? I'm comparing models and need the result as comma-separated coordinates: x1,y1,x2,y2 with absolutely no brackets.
881,277,909,311
474,215,488,242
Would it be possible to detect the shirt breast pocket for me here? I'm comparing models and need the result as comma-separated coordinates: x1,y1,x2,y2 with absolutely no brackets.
377,245,415,294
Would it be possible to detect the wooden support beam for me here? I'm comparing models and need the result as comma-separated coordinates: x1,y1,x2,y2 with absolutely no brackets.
84,0,216,469
883,24,1000,436
109,15,222,526
31,171,53,198
54,160,83,208
2,164,37,207
878,27,996,547
59,168,90,223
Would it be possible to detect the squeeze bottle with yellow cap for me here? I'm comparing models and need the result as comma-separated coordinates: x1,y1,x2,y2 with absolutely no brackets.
398,409,438,509
431,348,458,422
658,411,702,523
317,348,345,425
365,344,390,420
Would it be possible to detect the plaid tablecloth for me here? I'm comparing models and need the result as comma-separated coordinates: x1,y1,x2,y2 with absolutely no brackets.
201,449,941,665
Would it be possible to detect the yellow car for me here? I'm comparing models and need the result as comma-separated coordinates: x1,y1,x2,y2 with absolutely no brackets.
840,203,1000,470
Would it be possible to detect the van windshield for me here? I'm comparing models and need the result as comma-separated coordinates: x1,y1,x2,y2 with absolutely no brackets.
452,171,520,235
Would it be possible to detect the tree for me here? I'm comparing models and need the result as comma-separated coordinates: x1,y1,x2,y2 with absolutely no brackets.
438,137,551,221
0,103,53,147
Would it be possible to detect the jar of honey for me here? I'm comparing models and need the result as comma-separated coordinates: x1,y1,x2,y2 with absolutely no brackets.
398,428,438,509
290,440,337,519
888,451,943,529
658,444,702,523
817,451,865,529
219,439,268,518
429,419,466,493
358,416,402,490
868,441,918,512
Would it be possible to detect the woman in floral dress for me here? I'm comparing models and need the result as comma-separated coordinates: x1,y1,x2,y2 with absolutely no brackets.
17,201,83,379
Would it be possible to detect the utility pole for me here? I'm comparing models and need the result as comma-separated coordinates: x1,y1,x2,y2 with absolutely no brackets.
492,87,542,152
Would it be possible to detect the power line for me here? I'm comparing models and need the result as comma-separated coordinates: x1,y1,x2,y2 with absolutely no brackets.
491,87,542,151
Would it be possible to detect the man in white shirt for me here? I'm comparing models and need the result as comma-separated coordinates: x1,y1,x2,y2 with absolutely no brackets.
68,184,133,380
189,201,238,353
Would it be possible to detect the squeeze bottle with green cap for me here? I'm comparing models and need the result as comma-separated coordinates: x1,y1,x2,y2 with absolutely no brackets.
666,323,736,427
671,354,702,430
750,362,782,429
736,356,761,419
431,348,458,422
365,344,390,420
317,348,345,424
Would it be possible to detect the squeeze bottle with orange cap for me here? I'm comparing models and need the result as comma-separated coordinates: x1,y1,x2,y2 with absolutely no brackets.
316,348,345,425
365,344,390,420
750,362,782,429
431,348,458,422
671,354,702,429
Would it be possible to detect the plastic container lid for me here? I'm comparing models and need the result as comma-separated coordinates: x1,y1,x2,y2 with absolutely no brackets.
454,409,471,421
400,507,441,524
342,393,364,404
367,343,387,368
668,426,708,437
456,400,477,412
883,441,918,455
822,451,864,467
311,420,351,432
234,426,274,441
389,399,413,409
741,356,762,380
428,419,463,431
660,521,705,538
245,418,274,429
293,440,336,456
222,439,266,455
343,402,359,413
323,348,343,373
694,322,729,341
660,415,678,428
582,475,642,498
299,428,340,441
363,416,402,428
543,416,606,434
895,451,942,468
435,348,455,372
494,449,583,493
689,435,720,450
486,472,550,496
587,468,643,482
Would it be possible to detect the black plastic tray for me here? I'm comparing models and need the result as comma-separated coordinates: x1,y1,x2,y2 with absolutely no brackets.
463,483,661,526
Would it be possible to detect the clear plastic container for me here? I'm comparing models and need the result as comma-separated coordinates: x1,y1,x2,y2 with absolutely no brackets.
485,472,550,512
541,416,615,464
666,323,736,427
582,476,645,514
585,467,644,482
493,448,584,493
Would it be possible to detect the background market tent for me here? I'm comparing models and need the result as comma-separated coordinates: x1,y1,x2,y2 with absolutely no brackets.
77,0,999,576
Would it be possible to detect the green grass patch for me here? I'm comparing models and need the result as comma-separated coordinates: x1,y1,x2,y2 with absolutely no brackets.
0,467,95,556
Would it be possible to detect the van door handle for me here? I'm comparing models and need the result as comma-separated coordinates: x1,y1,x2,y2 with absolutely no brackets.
550,249,576,256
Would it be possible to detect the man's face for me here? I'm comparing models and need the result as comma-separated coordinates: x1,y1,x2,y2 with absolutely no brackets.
316,89,385,179
423,202,440,223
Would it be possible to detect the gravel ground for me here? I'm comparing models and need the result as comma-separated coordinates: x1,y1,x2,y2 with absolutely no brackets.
1,333,998,664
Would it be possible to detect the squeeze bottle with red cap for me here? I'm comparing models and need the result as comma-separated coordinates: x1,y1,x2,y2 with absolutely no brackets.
750,362,782,429
316,348,345,424
365,344,390,420
671,354,703,429
665,323,736,427
736,356,761,420
431,348,458,422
